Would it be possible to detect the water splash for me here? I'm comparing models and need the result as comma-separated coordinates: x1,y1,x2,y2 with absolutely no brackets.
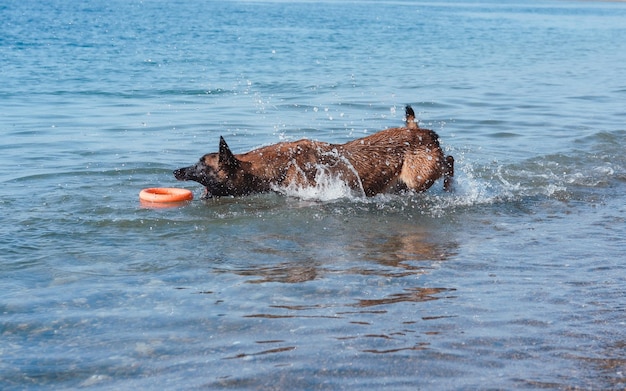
274,165,363,202
251,142,624,219
272,148,366,202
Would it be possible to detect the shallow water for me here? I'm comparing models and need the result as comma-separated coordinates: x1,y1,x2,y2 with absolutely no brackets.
2,0,626,389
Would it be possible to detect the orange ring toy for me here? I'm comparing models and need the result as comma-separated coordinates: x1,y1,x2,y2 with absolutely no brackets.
139,187,193,203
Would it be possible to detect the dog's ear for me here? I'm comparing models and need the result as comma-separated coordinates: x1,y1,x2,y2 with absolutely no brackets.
219,136,239,168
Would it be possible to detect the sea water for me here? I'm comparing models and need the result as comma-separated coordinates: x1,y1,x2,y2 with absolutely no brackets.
1,0,625,389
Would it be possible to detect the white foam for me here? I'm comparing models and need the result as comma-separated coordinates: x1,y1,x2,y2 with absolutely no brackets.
275,166,364,202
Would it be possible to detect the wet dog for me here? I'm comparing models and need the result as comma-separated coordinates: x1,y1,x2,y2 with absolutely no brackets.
174,105,454,198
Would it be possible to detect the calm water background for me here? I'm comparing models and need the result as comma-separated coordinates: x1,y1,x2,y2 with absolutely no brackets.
2,0,626,389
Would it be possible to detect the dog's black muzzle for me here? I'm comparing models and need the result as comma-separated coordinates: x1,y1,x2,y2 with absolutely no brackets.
173,167,193,181
174,166,214,198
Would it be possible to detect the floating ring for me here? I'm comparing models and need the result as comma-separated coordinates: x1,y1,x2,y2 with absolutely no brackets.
139,188,193,203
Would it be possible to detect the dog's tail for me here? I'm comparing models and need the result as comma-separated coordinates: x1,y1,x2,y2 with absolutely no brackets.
405,105,417,129
443,155,454,191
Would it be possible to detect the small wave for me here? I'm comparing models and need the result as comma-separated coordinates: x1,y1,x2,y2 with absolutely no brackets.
456,149,623,206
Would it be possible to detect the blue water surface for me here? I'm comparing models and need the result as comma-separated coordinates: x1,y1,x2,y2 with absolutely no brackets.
1,0,625,389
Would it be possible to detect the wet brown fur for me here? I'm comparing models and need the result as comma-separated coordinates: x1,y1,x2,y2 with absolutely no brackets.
174,105,454,197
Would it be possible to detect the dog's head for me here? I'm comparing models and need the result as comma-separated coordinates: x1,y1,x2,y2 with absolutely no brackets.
174,137,255,198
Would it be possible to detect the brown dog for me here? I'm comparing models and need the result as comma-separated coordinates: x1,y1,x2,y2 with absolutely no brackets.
174,105,454,197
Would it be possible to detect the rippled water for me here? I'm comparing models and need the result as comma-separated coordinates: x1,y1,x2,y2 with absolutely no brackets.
2,0,626,389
